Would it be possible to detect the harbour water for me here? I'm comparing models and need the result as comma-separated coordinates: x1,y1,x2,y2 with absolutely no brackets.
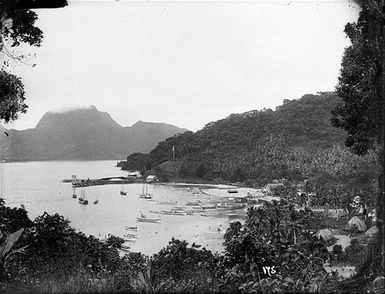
0,160,240,255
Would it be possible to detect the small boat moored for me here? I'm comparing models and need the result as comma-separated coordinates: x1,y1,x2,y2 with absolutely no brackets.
227,189,238,194
138,184,153,199
136,212,160,223
78,189,89,205
120,185,127,196
126,226,138,231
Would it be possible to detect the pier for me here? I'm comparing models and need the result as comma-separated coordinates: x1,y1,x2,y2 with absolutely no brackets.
62,175,143,187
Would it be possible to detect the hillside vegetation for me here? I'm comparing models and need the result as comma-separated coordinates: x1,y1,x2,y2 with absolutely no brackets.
121,93,348,183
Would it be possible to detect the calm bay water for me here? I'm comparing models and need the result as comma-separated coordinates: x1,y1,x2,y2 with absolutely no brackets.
1,161,229,255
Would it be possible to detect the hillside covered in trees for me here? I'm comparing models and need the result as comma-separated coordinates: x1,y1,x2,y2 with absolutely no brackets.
120,93,357,183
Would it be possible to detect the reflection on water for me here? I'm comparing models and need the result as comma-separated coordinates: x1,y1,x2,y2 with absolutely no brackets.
1,161,233,255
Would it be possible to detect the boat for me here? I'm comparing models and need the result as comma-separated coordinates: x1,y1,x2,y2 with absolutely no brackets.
120,185,127,196
79,189,89,205
138,184,153,199
139,194,153,199
124,233,138,238
93,200,98,204
72,187,77,198
186,200,201,206
79,199,88,205
201,203,217,209
227,213,243,219
78,189,84,201
227,189,238,194
136,212,160,223
149,210,161,214
157,200,178,205
160,210,187,216
136,217,160,223
126,226,138,231
119,245,131,253
226,203,246,210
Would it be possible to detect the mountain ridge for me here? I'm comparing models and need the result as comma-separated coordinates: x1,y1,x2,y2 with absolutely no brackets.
1,106,188,161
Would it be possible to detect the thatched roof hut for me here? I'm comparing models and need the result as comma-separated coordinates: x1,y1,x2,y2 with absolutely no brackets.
348,216,367,232
365,226,379,237
316,228,334,242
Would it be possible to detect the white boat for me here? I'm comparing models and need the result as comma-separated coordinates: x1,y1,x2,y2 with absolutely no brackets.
186,200,201,206
149,210,161,214
138,184,153,199
201,203,216,209
124,233,138,238
79,189,88,205
125,226,138,231
160,210,187,216
72,187,77,198
120,244,131,251
158,200,178,205
136,217,160,223
136,212,160,223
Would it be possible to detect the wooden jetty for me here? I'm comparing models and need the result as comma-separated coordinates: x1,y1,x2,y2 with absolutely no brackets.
62,175,143,188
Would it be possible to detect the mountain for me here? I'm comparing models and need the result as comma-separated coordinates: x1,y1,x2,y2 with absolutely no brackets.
121,93,349,184
1,106,188,161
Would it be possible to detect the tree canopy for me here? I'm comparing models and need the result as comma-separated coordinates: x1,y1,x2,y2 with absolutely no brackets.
0,0,68,124
331,0,384,287
331,0,383,156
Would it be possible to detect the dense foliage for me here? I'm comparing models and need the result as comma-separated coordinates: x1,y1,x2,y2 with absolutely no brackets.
220,200,333,293
331,0,383,156
0,4,40,124
0,70,27,122
305,144,379,211
0,1,68,125
330,0,384,289
1,197,350,293
121,93,378,192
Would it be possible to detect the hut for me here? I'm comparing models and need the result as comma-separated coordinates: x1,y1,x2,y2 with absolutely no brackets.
265,183,285,195
365,226,379,238
127,170,142,178
316,228,334,242
146,175,158,183
348,216,367,232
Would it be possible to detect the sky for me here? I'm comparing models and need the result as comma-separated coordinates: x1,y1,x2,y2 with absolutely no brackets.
3,0,360,132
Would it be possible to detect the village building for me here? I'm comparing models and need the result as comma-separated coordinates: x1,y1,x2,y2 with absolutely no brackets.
264,182,285,195
146,175,158,183
127,170,142,178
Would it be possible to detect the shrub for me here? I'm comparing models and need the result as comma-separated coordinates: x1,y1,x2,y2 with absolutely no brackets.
195,164,208,178
345,238,366,266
